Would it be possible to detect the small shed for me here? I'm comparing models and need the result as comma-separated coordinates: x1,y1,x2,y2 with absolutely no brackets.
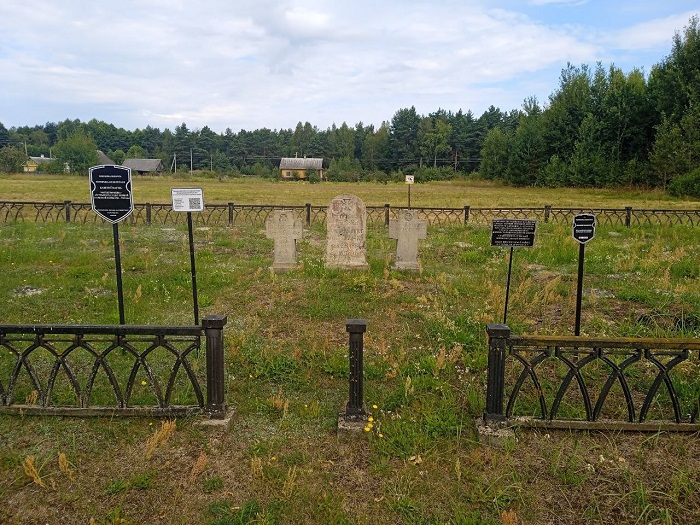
279,157,324,181
122,158,165,175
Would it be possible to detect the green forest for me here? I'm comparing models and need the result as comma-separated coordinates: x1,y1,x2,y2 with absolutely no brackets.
1,17,699,195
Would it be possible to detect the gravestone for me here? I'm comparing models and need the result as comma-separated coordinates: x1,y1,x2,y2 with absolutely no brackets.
266,210,303,271
326,195,369,269
389,209,427,270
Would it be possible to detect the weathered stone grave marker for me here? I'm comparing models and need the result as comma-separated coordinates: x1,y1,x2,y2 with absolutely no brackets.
389,209,427,270
325,195,369,269
266,210,303,271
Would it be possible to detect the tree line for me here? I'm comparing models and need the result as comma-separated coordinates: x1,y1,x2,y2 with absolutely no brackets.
0,16,698,194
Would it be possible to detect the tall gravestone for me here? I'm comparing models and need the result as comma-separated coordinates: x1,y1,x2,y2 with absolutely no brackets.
325,195,369,269
389,209,427,270
266,210,303,271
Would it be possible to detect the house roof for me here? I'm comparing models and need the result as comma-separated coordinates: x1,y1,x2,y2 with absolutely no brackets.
280,157,323,170
28,155,55,164
97,150,114,165
122,158,164,172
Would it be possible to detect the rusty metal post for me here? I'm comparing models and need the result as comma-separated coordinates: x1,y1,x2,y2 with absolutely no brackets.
228,202,234,225
64,200,71,223
345,319,367,418
203,314,228,418
625,206,632,228
464,205,470,225
146,203,152,225
485,323,510,423
306,203,312,225
384,204,390,227
544,205,551,223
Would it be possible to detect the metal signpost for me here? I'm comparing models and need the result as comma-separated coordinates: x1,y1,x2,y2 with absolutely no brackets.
405,175,414,208
490,219,537,324
89,165,134,324
572,213,596,336
172,188,205,325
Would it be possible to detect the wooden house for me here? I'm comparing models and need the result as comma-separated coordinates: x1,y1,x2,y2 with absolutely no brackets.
22,155,55,173
122,158,165,175
279,157,324,181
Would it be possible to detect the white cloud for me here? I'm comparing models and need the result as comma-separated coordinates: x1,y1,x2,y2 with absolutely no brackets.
0,1,696,132
527,0,588,5
604,10,698,50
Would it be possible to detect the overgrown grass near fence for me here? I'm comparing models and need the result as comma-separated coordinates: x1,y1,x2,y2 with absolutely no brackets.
2,172,699,208
2,207,700,522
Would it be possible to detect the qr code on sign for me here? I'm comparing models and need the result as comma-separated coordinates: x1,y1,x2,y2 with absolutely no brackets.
188,197,202,209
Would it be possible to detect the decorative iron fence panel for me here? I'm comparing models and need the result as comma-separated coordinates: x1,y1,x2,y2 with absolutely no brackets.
469,207,548,225
4,201,700,229
632,209,700,227
546,207,628,227
484,324,700,431
366,206,389,226
0,315,227,418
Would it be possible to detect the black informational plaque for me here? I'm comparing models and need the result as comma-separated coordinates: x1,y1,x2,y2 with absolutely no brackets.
89,164,134,324
89,165,133,223
490,219,537,247
490,219,537,324
572,213,596,244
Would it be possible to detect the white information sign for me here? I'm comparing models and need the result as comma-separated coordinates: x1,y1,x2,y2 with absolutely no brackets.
171,188,204,212
405,175,415,184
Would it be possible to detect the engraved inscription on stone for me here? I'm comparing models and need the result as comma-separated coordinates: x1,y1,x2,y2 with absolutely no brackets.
266,210,303,271
325,195,369,269
389,209,427,270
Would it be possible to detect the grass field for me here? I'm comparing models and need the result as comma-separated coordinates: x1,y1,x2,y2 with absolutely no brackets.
3,172,700,209
2,177,700,524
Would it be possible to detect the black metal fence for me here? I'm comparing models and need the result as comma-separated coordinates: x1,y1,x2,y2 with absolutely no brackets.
485,324,700,431
4,200,700,228
0,315,227,418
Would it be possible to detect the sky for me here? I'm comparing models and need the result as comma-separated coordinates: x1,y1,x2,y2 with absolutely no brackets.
1,1,698,134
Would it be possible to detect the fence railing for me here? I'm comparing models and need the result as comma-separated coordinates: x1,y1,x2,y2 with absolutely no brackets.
485,324,700,431
0,315,227,418
4,201,700,228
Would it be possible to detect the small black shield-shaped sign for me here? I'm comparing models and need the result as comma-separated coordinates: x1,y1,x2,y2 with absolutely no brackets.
89,165,133,223
572,213,596,244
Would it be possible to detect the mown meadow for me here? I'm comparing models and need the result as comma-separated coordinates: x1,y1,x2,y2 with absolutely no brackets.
2,175,700,524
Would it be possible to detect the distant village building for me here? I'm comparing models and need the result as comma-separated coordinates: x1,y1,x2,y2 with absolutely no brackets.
97,150,114,165
23,150,114,173
279,157,324,181
122,158,165,175
22,154,54,173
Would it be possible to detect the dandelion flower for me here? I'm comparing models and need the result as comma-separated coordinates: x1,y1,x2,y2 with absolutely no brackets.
379,434,384,438
372,404,378,409
368,417,374,422
141,380,147,386
364,426,371,432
